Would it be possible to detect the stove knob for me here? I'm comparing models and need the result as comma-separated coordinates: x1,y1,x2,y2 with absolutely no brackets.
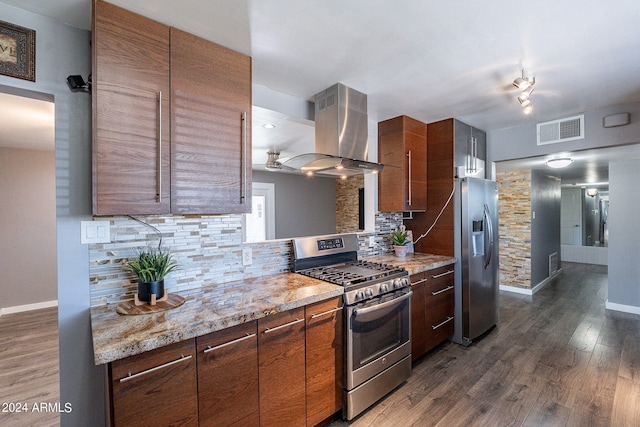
402,277,410,287
365,288,374,298
380,283,389,293
393,279,401,289
356,291,365,301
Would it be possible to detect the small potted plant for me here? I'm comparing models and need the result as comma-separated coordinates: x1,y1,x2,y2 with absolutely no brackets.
388,229,410,257
124,247,178,304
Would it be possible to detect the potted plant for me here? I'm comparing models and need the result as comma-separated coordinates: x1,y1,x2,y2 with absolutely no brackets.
388,229,410,257
124,247,178,303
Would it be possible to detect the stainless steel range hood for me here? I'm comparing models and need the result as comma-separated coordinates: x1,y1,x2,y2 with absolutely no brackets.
280,83,384,177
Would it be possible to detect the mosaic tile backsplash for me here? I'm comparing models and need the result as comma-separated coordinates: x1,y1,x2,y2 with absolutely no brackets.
89,212,403,307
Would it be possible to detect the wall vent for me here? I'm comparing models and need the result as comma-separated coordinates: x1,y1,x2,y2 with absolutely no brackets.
537,114,585,145
549,252,559,276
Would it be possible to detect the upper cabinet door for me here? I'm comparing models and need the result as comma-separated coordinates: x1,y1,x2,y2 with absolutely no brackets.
170,28,252,214
92,0,171,215
378,115,427,212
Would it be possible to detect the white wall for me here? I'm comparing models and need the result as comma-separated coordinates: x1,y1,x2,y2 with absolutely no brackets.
0,3,103,426
607,159,640,312
0,147,57,311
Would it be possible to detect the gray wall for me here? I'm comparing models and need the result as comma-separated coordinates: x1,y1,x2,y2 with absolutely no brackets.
608,160,640,308
488,102,640,163
253,170,336,238
0,147,57,309
530,170,561,286
488,102,640,312
0,3,104,425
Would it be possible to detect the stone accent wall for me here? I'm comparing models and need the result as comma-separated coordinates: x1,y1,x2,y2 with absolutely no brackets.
336,176,364,233
497,170,532,289
89,211,403,307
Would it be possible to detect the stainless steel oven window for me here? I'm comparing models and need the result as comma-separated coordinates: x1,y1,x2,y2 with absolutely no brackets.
346,291,411,387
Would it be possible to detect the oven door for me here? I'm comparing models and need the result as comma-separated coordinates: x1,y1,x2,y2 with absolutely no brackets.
345,289,412,390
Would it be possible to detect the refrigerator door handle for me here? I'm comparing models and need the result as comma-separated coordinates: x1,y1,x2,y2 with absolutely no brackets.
483,203,494,270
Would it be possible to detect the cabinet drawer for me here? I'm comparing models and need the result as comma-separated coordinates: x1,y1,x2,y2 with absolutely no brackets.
426,265,455,292
110,339,198,427
197,321,259,426
425,291,454,351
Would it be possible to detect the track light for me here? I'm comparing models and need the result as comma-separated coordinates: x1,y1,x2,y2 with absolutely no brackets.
513,70,535,90
523,104,533,115
518,86,534,103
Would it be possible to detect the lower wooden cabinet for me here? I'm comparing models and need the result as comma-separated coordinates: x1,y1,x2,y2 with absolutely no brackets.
305,297,343,426
108,301,344,426
258,307,307,427
411,264,455,361
109,339,198,427
196,321,259,426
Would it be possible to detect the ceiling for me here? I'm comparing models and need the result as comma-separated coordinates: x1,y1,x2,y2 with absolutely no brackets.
3,0,640,179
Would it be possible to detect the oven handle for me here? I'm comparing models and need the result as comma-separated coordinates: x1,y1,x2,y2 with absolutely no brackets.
352,291,412,320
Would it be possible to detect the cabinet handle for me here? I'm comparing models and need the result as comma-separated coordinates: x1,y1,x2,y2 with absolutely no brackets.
407,150,412,206
263,318,304,334
431,285,454,296
310,306,343,319
203,333,256,353
240,111,247,204
157,91,163,203
432,316,454,330
412,278,428,286
119,354,192,383
432,269,454,279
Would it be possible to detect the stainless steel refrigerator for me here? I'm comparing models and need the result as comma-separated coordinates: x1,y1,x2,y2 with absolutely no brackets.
451,177,499,346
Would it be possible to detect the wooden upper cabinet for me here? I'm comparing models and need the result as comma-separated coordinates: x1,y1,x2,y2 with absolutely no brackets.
378,116,427,212
170,28,252,214
92,0,171,215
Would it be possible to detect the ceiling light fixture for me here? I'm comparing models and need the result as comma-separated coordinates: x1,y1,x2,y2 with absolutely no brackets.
545,158,573,168
513,69,536,114
586,188,598,197
262,123,276,129
264,151,282,170
513,70,535,90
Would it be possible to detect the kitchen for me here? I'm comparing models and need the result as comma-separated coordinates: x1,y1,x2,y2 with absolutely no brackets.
1,1,640,426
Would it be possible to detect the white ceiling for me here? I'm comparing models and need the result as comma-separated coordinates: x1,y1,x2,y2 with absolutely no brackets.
3,0,640,179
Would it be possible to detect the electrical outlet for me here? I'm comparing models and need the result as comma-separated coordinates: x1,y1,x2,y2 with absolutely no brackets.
242,247,252,266
368,236,376,248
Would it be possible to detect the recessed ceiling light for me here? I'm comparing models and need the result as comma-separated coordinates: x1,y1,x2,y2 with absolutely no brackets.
262,123,276,129
545,158,573,168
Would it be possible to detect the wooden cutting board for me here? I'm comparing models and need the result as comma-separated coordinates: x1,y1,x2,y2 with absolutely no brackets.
116,293,185,315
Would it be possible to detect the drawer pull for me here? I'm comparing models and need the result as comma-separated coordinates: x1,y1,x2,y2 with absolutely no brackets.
432,269,454,279
412,278,428,286
263,318,304,334
432,316,454,330
120,354,192,383
311,306,343,319
432,285,454,296
203,333,256,354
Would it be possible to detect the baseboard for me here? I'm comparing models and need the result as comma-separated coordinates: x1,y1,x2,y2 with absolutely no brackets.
605,300,640,315
500,268,563,296
0,300,58,316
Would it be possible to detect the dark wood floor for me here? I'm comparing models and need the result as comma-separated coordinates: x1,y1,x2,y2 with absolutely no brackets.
0,307,59,427
335,262,640,427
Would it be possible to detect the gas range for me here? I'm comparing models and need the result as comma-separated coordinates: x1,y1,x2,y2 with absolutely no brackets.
292,234,409,305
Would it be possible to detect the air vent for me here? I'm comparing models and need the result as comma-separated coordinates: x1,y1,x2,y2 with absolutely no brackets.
549,252,558,276
537,114,584,145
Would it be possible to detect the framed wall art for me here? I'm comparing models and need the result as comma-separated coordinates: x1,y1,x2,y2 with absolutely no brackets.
0,20,36,82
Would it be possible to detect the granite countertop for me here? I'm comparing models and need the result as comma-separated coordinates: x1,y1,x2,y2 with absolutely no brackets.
365,252,456,275
90,273,343,365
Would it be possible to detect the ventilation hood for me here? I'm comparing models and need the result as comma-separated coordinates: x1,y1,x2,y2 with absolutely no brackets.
279,83,384,177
